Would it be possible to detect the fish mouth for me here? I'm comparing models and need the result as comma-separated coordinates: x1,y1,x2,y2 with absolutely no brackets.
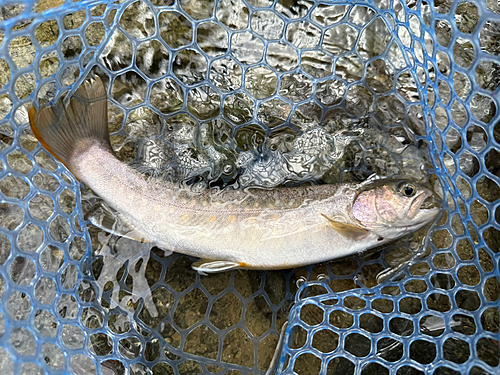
407,194,441,227
400,189,441,229
420,195,441,212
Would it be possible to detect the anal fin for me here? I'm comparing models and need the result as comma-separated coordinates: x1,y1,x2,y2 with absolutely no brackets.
89,201,151,243
192,259,242,274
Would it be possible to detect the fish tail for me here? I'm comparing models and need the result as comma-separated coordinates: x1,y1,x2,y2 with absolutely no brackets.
28,76,111,171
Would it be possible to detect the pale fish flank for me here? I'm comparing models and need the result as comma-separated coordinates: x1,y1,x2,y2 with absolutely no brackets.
29,77,441,273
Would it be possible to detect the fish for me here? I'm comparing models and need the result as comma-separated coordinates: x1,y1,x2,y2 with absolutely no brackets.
28,76,440,273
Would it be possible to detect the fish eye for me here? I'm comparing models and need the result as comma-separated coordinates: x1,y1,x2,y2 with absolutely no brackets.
400,183,416,197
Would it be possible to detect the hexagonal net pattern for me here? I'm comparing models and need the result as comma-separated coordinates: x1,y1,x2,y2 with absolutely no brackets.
0,0,497,375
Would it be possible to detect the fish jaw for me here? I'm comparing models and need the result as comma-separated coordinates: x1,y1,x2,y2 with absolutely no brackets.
399,188,441,228
371,203,440,240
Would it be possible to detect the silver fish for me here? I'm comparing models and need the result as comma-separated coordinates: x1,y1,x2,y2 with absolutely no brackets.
29,77,440,273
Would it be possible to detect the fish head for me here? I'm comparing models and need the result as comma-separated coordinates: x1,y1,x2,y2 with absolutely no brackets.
352,179,441,240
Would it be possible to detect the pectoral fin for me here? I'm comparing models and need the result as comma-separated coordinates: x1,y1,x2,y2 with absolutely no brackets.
192,259,243,274
89,202,151,243
321,213,369,240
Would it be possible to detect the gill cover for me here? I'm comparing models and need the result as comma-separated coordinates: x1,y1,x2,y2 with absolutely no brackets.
351,178,439,239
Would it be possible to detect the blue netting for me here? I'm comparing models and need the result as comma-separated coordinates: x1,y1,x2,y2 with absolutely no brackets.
0,0,498,374
276,2,500,375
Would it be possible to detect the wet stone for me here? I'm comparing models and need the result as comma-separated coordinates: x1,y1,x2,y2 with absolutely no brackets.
173,49,207,85
345,333,371,357
399,297,422,314
85,22,105,46
145,340,160,361
477,337,500,367
430,273,455,290
158,322,181,348
187,86,221,120
11,328,36,356
326,357,355,375
455,289,480,311
246,66,277,99
245,295,272,337
293,353,321,375
210,57,242,91
279,73,312,102
119,1,155,40
481,307,499,333
102,360,125,375
329,310,353,329
317,79,345,106
451,314,476,335
0,202,24,230
17,224,43,254
222,328,255,366
178,360,203,375
8,36,35,69
33,172,59,192
361,362,389,375
58,294,78,319
182,0,215,20
301,51,332,78
62,324,84,350
101,30,133,71
152,362,174,375
150,78,184,114
344,296,366,310
258,334,279,370
119,336,141,359
89,333,113,356
197,22,228,56
443,337,470,364
7,291,31,320
40,245,64,273
61,35,83,60
232,32,264,64
81,308,103,329
35,277,57,305
184,325,218,360
377,337,403,362
216,0,248,30
209,292,242,330
199,271,231,295
20,363,43,375
10,256,36,286
360,313,383,333
251,12,282,41
108,313,130,334
0,175,29,199
0,234,11,264
300,303,324,326
389,317,414,337
173,289,207,329
410,339,436,364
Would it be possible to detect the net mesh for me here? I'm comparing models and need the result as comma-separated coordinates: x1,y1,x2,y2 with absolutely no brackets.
0,0,498,374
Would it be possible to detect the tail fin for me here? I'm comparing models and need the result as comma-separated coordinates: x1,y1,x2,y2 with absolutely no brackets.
29,76,111,171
